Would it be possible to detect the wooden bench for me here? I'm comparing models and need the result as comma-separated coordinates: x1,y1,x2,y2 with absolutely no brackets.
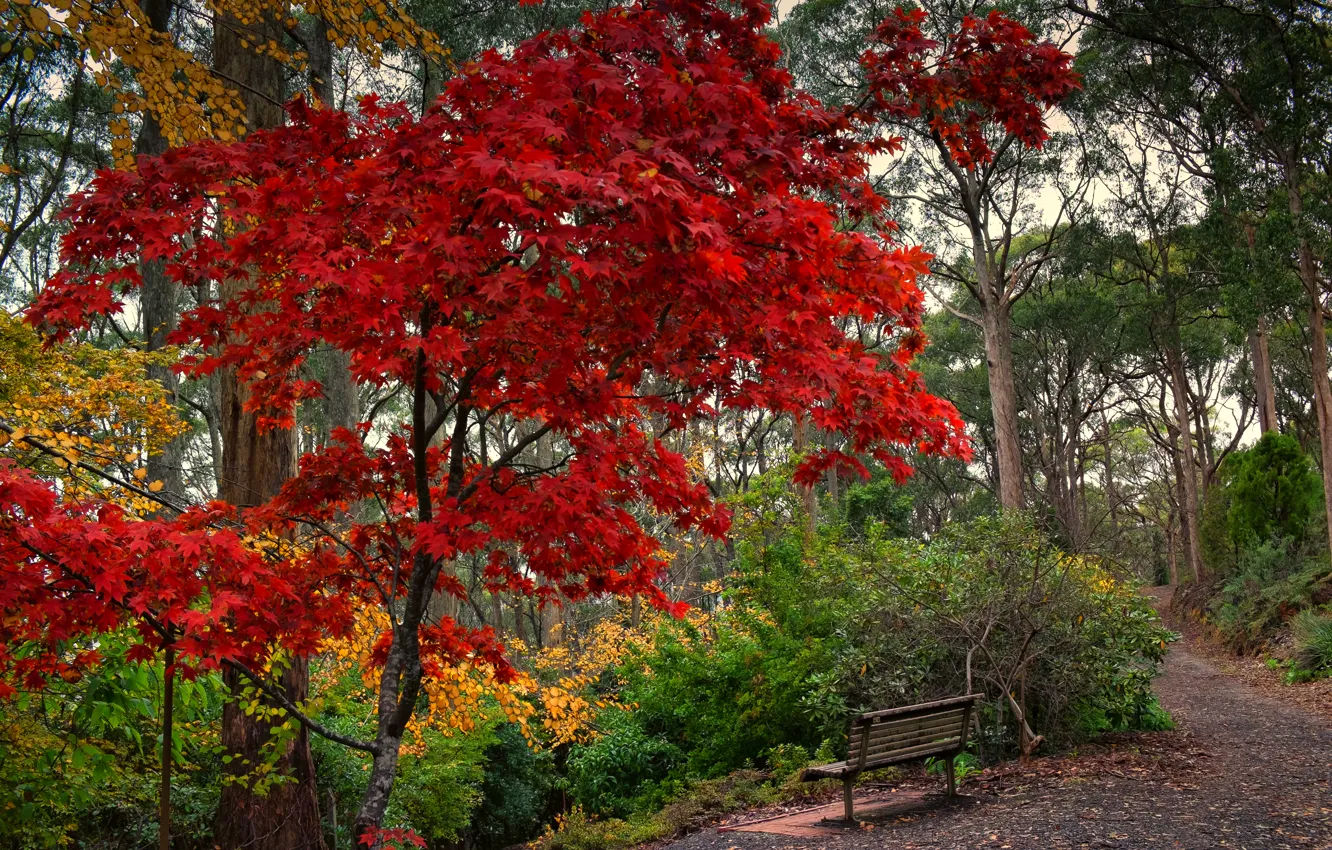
801,694,981,821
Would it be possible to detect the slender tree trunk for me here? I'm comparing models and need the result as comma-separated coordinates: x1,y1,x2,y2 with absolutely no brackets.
1164,376,1201,584
1102,418,1118,545
1166,342,1204,582
1250,317,1279,434
823,429,840,514
1287,180,1332,571
512,596,529,645
1166,517,1179,586
980,296,1023,512
211,9,325,850
793,413,816,537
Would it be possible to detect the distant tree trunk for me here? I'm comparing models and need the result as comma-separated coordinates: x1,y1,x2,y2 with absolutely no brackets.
1101,418,1118,545
136,0,183,502
793,413,817,537
1165,395,1201,583
823,430,840,515
1064,381,1082,548
1250,317,1278,434
512,596,529,645
211,9,326,850
301,15,358,443
1166,516,1179,586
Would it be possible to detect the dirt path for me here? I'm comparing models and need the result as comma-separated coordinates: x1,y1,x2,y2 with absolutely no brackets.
668,627,1332,849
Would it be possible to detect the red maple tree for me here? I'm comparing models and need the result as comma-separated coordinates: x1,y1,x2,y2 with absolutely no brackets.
3,0,971,837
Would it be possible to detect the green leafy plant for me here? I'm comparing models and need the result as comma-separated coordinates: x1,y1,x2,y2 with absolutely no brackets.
1292,609,1332,675
925,751,982,782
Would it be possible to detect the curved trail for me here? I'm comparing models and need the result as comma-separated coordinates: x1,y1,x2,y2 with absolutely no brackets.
668,634,1332,849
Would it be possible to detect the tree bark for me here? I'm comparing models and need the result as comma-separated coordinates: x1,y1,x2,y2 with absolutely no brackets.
136,0,184,502
1249,317,1279,434
301,16,359,447
793,413,817,537
1102,417,1118,545
980,296,1024,512
211,8,325,850
1164,353,1203,583
1287,179,1332,571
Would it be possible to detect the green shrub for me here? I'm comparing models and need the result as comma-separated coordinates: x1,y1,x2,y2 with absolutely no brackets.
842,515,1173,752
1226,433,1324,550
391,725,495,845
1211,551,1329,649
567,711,683,816
470,723,557,850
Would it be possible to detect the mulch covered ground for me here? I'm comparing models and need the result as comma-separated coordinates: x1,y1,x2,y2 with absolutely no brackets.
665,608,1332,850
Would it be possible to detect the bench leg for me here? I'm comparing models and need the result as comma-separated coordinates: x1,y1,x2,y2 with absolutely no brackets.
843,776,854,822
945,755,956,797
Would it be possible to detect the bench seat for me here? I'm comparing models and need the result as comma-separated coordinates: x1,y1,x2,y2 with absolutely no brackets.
801,693,981,821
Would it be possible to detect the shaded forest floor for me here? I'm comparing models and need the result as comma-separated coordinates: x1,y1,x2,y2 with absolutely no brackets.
664,587,1332,849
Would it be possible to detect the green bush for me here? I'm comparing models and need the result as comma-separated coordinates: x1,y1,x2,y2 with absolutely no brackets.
1226,433,1324,551
1211,549,1330,650
470,723,557,850
391,725,495,846
567,711,682,816
840,516,1174,752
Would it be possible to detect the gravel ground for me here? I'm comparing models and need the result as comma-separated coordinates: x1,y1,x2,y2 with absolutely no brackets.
666,631,1332,849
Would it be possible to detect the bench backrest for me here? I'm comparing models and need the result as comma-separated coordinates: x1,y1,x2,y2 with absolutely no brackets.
846,694,979,772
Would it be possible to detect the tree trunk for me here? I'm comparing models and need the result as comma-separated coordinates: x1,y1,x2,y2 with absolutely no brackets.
1166,343,1209,583
303,15,334,106
1102,418,1118,545
211,9,325,850
1250,317,1279,434
823,429,840,514
1287,180,1332,571
135,0,183,502
792,413,817,537
301,15,359,447
1166,517,1179,586
980,298,1023,512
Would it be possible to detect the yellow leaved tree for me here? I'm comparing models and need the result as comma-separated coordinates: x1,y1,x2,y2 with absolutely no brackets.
0,311,185,506
3,0,445,162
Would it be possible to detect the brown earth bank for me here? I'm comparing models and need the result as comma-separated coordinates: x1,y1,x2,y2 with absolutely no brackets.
661,587,1332,850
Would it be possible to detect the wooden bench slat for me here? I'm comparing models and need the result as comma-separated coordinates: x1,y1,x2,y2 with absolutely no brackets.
853,694,982,722
860,721,966,753
860,738,963,768
849,711,966,746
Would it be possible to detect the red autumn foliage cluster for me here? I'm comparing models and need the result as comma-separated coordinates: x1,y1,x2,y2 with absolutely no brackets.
0,0,1073,825
864,8,1080,169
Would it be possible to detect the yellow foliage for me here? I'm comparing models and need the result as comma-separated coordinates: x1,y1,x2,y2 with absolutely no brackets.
3,1,447,163
316,608,659,753
0,312,186,508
